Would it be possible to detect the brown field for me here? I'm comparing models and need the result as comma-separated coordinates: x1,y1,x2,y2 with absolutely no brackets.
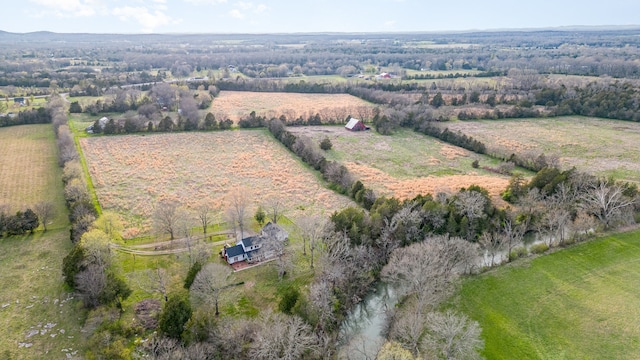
289,126,511,205
80,130,354,238
211,91,375,122
0,125,67,224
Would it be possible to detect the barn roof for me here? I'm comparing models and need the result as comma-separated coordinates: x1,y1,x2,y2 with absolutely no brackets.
345,118,362,130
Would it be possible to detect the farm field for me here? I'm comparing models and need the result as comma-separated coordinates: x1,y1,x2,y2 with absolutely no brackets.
211,91,375,122
289,126,514,203
79,130,355,238
0,124,67,226
0,125,81,359
440,116,640,182
454,229,640,359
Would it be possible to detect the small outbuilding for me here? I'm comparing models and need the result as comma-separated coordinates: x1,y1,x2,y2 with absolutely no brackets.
345,118,368,131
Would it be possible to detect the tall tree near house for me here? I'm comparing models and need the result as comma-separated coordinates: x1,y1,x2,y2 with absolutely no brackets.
141,267,170,302
197,202,213,238
229,189,249,239
153,200,182,240
265,196,284,224
190,262,232,316
34,201,54,231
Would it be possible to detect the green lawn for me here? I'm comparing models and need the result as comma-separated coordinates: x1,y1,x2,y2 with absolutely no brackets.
454,230,640,359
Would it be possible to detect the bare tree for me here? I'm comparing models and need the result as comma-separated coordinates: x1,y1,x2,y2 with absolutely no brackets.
153,200,182,240
142,267,170,302
382,235,475,310
80,229,112,268
454,190,487,240
297,215,325,263
389,302,427,357
502,215,525,262
197,202,214,238
581,180,636,228
34,201,54,231
479,231,504,267
250,311,319,360
421,310,484,360
264,196,285,224
229,190,249,239
75,263,106,308
190,262,232,316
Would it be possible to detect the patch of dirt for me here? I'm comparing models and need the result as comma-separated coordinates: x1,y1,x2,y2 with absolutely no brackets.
440,144,468,160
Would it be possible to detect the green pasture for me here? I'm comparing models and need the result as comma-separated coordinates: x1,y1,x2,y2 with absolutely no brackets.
291,126,510,178
454,230,640,359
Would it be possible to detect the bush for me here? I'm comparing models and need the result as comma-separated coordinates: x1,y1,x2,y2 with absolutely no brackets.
278,287,300,315
320,137,333,151
509,246,528,261
159,293,192,339
471,159,479,168
529,242,549,254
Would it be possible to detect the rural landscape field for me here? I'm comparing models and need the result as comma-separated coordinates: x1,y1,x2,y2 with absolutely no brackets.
2,26,640,360
0,125,81,359
290,126,513,203
80,130,354,237
441,116,640,183
212,91,375,122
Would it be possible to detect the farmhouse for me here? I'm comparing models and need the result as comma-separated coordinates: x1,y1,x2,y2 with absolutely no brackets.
345,118,368,131
85,116,109,134
222,222,289,266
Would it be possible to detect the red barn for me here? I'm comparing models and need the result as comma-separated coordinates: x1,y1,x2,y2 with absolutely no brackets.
345,118,367,131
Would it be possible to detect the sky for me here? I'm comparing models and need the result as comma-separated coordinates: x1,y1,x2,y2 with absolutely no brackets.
3,0,640,34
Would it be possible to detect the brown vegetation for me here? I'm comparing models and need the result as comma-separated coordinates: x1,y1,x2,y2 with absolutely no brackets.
212,91,375,122
80,131,353,238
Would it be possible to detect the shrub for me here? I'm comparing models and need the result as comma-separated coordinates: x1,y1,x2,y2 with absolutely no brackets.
320,137,333,151
509,246,528,261
278,287,300,315
471,159,479,168
529,242,549,254
159,293,192,339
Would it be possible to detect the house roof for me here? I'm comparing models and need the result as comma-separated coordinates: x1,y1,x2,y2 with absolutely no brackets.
242,236,260,247
261,222,288,241
225,244,245,258
345,118,362,130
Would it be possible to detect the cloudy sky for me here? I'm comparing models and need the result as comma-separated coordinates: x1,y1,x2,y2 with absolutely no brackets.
4,0,640,34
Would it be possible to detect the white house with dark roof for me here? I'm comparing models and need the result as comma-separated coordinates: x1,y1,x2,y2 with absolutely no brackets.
222,222,288,266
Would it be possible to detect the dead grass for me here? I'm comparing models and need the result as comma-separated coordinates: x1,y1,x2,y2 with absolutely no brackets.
345,161,509,206
211,91,375,122
80,130,354,238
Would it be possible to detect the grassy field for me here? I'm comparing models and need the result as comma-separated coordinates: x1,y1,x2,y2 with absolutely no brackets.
79,130,355,238
0,124,67,226
454,230,640,359
440,116,640,183
211,91,375,122
289,126,514,203
0,125,83,359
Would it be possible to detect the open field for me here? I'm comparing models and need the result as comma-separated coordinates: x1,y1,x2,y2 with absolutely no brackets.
440,116,640,183
454,229,640,359
80,130,355,238
289,126,514,203
0,124,67,226
0,125,81,359
211,91,375,122
0,230,84,360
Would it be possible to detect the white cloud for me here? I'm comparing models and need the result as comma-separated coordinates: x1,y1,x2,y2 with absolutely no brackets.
112,6,180,33
228,9,245,19
182,0,227,5
29,0,102,17
228,1,268,19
